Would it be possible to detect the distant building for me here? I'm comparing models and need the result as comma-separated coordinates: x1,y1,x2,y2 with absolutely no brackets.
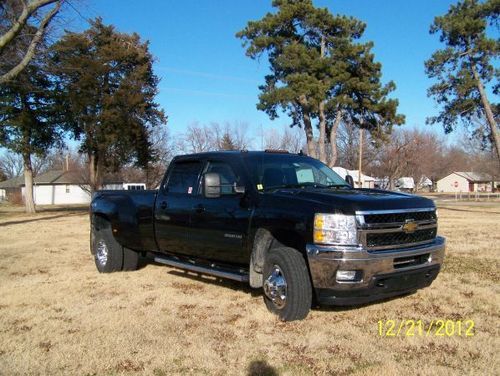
331,167,375,189
418,176,433,192
0,175,25,202
0,170,144,205
395,177,415,192
436,172,496,193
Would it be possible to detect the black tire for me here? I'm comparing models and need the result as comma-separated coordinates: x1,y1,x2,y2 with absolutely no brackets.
91,221,124,273
263,247,312,321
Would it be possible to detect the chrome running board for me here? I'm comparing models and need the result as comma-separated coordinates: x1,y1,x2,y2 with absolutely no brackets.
154,255,249,282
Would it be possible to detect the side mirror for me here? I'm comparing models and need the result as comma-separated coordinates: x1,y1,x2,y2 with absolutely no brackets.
345,174,355,187
204,172,221,198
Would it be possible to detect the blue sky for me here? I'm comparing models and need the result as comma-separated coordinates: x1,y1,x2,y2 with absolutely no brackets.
70,0,459,142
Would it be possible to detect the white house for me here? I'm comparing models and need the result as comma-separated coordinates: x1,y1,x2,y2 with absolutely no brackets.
436,172,495,193
1,169,145,205
22,170,91,205
331,167,375,189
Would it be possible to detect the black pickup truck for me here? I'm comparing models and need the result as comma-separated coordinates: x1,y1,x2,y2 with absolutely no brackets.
90,150,445,321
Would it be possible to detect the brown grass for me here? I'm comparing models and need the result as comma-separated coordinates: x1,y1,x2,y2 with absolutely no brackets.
0,202,498,375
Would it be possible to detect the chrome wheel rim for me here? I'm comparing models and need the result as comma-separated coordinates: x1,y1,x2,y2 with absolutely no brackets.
264,265,287,309
96,239,108,266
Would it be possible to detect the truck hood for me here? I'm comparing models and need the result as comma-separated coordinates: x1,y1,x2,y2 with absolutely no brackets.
271,188,435,214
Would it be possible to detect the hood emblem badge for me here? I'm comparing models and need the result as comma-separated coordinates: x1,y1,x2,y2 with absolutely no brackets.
402,220,418,234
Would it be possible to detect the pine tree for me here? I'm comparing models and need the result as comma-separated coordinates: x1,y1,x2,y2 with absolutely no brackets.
425,0,499,167
237,0,403,165
219,132,237,150
0,60,62,213
50,18,166,192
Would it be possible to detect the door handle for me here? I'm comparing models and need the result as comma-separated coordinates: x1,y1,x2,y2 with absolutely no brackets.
193,204,205,213
160,201,168,210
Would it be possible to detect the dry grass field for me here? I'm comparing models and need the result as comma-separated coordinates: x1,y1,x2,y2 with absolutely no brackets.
0,202,498,375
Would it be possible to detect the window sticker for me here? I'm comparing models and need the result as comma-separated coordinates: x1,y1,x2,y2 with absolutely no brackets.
188,187,193,194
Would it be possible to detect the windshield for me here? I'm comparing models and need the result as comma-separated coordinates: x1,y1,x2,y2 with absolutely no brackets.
243,153,350,191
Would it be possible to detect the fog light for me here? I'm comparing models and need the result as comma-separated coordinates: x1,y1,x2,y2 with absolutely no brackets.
336,270,361,282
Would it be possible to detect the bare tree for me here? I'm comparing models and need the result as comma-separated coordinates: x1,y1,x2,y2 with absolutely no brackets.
0,150,60,180
177,122,215,154
0,152,23,178
0,0,63,84
264,126,303,153
144,125,174,188
335,121,378,171
178,121,253,154
369,128,453,190
369,130,419,190
224,121,252,150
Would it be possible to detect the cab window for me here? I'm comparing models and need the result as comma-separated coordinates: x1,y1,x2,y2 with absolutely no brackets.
165,161,201,194
205,161,240,195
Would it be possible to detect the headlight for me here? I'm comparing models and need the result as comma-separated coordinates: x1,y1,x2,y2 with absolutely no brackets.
314,213,358,245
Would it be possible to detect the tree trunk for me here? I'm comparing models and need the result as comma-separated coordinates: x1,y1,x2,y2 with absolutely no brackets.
303,112,316,159
316,35,327,163
318,100,327,163
23,153,36,214
89,152,102,194
327,111,342,167
358,128,364,187
298,95,316,158
471,65,500,168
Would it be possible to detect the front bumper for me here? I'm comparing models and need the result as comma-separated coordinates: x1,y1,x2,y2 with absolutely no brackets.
306,236,446,305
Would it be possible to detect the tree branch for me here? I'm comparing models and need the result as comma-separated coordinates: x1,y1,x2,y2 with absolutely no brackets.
0,0,59,52
0,1,61,85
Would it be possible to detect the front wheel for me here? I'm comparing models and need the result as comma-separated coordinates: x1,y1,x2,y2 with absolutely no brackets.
263,247,312,321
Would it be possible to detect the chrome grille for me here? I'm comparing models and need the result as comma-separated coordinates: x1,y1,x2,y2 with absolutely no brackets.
363,211,436,225
356,208,437,251
366,228,437,247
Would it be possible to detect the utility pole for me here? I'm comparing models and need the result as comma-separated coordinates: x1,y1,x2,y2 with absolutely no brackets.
358,128,363,187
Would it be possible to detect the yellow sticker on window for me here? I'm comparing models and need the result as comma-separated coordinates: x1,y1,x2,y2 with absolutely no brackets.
257,184,263,190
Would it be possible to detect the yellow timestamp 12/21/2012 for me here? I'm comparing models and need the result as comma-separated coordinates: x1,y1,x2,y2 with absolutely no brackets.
377,319,475,337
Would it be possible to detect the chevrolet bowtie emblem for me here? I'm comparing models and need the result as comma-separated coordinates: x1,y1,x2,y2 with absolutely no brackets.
402,220,418,234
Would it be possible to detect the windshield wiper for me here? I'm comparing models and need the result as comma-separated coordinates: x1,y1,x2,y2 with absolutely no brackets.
325,184,351,189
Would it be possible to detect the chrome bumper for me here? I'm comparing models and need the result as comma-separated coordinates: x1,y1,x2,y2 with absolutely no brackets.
306,236,446,293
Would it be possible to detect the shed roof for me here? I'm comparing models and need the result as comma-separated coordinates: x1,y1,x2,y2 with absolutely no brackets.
454,172,493,182
1,170,88,188
0,170,128,189
0,175,25,189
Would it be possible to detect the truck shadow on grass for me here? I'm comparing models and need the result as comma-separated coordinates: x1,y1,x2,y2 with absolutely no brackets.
0,212,85,227
313,291,418,313
159,264,417,312
164,269,260,296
